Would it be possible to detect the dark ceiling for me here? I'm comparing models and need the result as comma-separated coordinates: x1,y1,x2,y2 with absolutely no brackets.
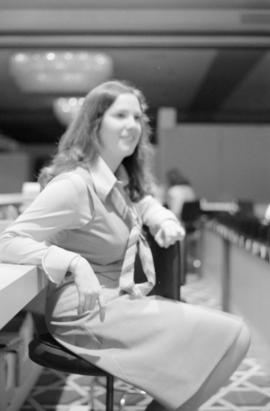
0,0,269,144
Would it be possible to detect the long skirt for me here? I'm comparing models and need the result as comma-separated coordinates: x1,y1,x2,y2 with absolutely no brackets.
46,281,245,410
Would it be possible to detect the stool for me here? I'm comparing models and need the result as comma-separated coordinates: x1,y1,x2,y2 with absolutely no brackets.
29,332,114,411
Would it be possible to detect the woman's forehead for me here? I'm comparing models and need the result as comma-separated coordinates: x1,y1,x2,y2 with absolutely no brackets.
110,93,142,111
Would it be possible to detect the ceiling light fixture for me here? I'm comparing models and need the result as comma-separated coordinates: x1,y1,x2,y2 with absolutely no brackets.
53,97,85,126
9,51,113,93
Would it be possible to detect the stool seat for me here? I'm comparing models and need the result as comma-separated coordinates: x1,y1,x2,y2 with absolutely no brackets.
29,332,111,376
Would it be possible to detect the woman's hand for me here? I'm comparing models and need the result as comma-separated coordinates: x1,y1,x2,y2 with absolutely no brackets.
69,256,105,319
154,220,185,248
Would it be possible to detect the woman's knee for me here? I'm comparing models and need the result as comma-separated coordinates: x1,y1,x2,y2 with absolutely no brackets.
233,320,251,361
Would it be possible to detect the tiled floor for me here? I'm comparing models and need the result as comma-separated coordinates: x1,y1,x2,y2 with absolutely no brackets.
181,274,270,411
21,273,270,411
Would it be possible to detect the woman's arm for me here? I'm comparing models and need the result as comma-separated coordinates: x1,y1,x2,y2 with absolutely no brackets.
135,195,179,231
135,195,185,247
0,172,91,284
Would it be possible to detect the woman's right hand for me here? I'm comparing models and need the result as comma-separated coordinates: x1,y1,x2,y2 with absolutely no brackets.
69,256,105,319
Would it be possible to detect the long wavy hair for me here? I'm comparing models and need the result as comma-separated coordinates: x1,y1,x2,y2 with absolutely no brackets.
39,80,155,201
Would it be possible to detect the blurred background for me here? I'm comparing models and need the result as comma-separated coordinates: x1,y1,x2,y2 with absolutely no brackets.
0,0,269,203
1,2,270,410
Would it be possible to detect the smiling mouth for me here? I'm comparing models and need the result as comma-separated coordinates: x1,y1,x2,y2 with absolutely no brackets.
122,133,137,141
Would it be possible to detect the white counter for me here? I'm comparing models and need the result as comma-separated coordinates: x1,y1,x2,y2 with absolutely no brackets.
0,193,23,207
0,263,47,329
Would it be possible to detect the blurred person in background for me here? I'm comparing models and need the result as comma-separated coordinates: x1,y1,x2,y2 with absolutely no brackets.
165,167,196,218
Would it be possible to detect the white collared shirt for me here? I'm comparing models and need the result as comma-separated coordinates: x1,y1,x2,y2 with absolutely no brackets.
0,156,178,284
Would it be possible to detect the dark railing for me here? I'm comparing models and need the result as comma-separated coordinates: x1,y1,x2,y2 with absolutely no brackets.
206,211,270,262
181,199,270,263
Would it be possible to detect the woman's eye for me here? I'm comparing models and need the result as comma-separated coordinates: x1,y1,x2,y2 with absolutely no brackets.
114,112,142,121
116,112,126,118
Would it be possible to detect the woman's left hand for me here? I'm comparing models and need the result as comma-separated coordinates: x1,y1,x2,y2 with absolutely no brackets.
154,220,185,248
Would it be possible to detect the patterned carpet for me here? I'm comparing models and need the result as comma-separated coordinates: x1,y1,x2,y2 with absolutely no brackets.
21,273,270,411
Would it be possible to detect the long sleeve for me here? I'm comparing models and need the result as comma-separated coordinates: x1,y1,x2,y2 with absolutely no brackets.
0,172,92,284
135,195,179,235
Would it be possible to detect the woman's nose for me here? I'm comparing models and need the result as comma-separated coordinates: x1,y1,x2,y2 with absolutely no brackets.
126,115,138,129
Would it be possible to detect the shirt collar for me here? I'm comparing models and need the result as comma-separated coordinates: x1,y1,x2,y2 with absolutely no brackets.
90,156,129,202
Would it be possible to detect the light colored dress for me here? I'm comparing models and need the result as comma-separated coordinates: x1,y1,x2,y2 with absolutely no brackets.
0,157,245,410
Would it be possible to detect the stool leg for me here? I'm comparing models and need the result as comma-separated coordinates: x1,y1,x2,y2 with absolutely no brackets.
119,392,127,411
106,375,114,411
89,376,96,411
119,386,147,411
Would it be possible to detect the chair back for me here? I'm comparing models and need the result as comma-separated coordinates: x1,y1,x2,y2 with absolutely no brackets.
181,200,201,224
135,227,182,300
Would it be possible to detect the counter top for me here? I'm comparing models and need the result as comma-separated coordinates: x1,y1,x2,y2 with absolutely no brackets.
0,193,24,206
0,263,47,329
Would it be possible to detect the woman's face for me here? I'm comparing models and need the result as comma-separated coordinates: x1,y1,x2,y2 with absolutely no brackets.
98,93,143,170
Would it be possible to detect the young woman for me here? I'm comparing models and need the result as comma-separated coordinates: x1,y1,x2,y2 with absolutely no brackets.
0,80,250,411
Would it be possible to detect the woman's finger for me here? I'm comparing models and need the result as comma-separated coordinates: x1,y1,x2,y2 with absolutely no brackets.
154,229,166,247
77,292,85,315
98,294,106,322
